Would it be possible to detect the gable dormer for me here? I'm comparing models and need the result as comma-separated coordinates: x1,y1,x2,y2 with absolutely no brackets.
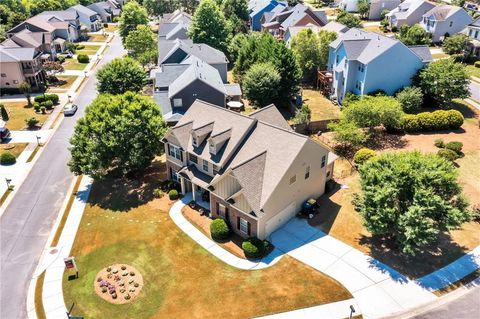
208,128,231,155
191,122,214,147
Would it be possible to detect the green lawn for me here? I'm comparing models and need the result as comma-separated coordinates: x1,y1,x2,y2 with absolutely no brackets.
466,65,480,78
0,143,27,158
63,162,352,318
431,53,450,59
302,88,341,121
2,101,49,130
77,44,101,56
104,24,118,32
48,76,78,91
63,58,89,71
87,34,108,42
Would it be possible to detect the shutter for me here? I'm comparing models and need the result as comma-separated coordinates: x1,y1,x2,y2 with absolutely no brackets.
247,221,251,236
236,216,240,230
167,144,171,156
180,150,183,162
225,207,229,221
216,202,219,216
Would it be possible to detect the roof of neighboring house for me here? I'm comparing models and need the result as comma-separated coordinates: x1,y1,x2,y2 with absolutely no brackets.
407,45,432,62
158,21,189,40
68,4,98,17
38,10,78,21
88,2,113,15
470,16,480,28
162,10,192,24
422,4,463,21
249,104,292,131
0,46,37,62
1,29,51,48
322,21,349,34
158,38,228,65
250,0,286,18
387,0,435,20
277,4,327,29
224,84,242,96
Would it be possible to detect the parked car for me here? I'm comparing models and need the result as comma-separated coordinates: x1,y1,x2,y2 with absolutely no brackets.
63,103,78,116
0,127,11,142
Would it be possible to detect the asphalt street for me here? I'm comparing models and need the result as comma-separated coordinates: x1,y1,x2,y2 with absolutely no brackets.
0,35,125,319
469,81,480,103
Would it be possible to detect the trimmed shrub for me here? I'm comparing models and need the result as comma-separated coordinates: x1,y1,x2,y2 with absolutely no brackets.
475,61,480,68
57,55,66,63
242,237,267,259
396,86,423,113
43,100,54,110
445,110,464,129
25,117,39,128
76,44,85,50
168,189,178,200
437,149,459,161
210,218,230,241
77,54,90,63
445,141,463,154
34,102,41,112
354,148,377,165
45,94,59,104
434,138,445,148
0,152,16,165
34,95,45,103
40,107,46,114
153,188,164,198
401,110,464,132
401,114,421,132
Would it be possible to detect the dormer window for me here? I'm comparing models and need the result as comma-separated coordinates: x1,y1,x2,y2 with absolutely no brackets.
192,136,198,147
209,141,216,155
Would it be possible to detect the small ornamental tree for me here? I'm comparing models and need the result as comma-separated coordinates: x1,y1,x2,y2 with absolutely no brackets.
291,28,321,83
328,119,368,147
336,11,362,28
242,63,281,107
96,57,147,94
292,104,312,125
396,86,423,113
68,92,167,178
355,151,471,255
19,81,32,108
357,0,370,19
0,104,9,121
43,60,64,79
417,59,469,105
397,24,431,46
119,0,149,43
442,34,469,55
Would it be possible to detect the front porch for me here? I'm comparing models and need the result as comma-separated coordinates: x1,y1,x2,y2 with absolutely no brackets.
177,165,212,210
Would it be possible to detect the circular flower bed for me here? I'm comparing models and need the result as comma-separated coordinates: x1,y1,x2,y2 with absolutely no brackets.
94,264,144,304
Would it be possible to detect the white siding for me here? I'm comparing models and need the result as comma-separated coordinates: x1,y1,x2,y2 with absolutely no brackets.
212,174,241,199
232,193,252,213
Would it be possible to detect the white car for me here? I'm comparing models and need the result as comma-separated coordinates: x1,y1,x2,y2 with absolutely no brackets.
63,103,78,116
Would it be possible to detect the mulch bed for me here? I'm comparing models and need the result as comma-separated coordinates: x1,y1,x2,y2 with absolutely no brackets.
94,264,144,304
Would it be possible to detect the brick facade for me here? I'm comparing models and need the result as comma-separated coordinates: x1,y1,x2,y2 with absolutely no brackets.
210,193,258,239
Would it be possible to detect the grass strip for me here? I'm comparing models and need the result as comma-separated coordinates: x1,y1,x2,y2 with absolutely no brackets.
0,188,13,206
34,271,46,319
26,146,41,163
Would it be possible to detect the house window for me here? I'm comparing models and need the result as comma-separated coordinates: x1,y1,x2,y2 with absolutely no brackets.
188,153,198,164
305,166,310,180
470,29,473,37
0,73,5,77
192,136,198,147
476,30,479,39
358,63,364,72
449,21,453,28
170,168,179,182
202,159,208,172
239,218,249,234
336,55,339,64
173,98,182,107
213,165,219,175
321,155,326,168
218,204,226,218
344,59,348,67
169,144,182,161
289,175,296,185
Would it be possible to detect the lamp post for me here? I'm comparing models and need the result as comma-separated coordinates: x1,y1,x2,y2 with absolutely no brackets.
68,94,72,103
349,305,356,319
84,70,87,77
5,178,12,189
36,135,41,146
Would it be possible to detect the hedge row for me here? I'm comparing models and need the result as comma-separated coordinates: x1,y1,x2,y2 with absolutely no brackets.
401,110,464,132
34,94,59,104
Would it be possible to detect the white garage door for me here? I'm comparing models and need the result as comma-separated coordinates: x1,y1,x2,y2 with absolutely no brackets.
265,201,297,237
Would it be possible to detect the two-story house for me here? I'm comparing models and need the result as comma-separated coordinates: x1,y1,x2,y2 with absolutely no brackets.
421,5,473,42
465,17,480,57
336,0,401,20
386,0,436,29
153,58,241,124
2,29,58,60
88,1,121,22
164,100,336,239
284,21,349,47
0,46,47,90
68,5,102,31
249,0,287,31
327,28,431,104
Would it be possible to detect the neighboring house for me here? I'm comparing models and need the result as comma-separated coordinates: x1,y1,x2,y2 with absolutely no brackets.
153,58,241,124
368,0,401,20
386,0,436,29
336,0,358,12
88,1,121,22
261,4,327,38
0,46,47,90
158,21,190,41
164,100,335,239
465,17,480,57
161,10,192,24
249,0,287,31
420,5,473,42
327,28,432,104
158,39,229,83
284,21,349,46
1,29,59,60
68,4,102,31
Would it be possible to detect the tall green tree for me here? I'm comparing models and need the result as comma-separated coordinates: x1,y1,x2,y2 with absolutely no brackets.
180,0,199,13
242,63,281,107
336,10,362,28
417,59,469,105
221,0,249,20
397,24,431,46
188,0,230,53
119,1,149,43
29,0,62,15
69,92,167,178
357,0,370,19
355,151,471,255
228,33,248,62
442,34,469,55
125,25,157,66
143,0,180,16
96,57,147,94
291,28,322,83
318,30,337,70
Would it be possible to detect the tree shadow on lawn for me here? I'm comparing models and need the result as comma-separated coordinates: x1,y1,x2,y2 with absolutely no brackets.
88,160,167,212
308,181,343,234
358,232,473,280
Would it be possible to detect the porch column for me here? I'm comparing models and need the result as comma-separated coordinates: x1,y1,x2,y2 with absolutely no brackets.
192,183,196,202
180,177,186,194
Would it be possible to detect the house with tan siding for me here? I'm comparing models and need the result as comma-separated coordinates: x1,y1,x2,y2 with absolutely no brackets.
163,100,336,239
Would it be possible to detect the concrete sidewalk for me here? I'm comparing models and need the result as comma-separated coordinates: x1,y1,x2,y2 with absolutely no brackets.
169,194,284,270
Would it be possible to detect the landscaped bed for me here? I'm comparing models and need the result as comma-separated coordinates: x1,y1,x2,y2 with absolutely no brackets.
2,101,49,130
47,76,78,91
63,160,352,319
0,143,27,158
309,104,480,280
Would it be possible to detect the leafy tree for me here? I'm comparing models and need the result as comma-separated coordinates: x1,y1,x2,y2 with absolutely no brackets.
180,0,199,13
226,13,248,35
442,34,468,55
0,25,6,43
417,59,469,105
143,0,180,16
96,57,147,94
7,11,27,28
275,42,302,99
43,61,64,78
29,0,62,16
291,28,321,83
19,82,32,108
221,0,249,21
79,0,98,5
355,151,471,255
451,0,466,6
396,86,423,113
357,0,370,19
337,10,362,28
125,25,157,66
119,0,149,43
188,0,230,53
344,96,404,130
1,104,9,121
318,30,337,70
69,92,167,178
292,104,312,125
242,63,281,107
228,33,248,62
328,118,368,147
397,24,431,46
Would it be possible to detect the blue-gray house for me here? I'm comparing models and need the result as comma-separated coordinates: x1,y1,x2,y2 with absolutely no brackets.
327,28,432,105
248,0,286,31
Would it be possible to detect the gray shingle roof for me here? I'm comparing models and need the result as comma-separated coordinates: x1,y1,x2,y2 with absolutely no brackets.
154,64,190,88
224,84,242,96
158,39,228,65
0,46,37,61
249,104,292,131
68,4,98,17
423,5,460,21
408,45,433,62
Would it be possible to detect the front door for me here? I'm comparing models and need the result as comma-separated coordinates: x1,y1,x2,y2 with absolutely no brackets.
218,203,229,221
